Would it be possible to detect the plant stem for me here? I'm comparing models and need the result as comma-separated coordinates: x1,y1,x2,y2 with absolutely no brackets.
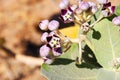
78,39,82,64
90,15,104,28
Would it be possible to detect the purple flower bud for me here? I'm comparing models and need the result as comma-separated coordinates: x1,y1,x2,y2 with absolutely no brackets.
70,5,77,11
79,2,90,11
88,1,96,7
48,20,59,31
59,0,70,9
39,45,50,57
97,0,108,4
39,20,49,30
41,32,48,42
112,16,120,26
91,6,98,13
75,8,82,14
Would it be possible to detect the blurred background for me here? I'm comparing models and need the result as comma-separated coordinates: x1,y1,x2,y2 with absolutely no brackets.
0,0,119,80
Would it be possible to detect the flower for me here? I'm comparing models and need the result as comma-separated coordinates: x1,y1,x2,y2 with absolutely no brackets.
39,30,72,64
46,35,63,56
60,7,74,23
101,2,115,17
39,32,63,64
112,16,120,26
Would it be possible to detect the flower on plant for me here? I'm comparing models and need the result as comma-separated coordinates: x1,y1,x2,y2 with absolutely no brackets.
101,2,116,17
39,19,62,64
60,7,75,23
40,31,63,64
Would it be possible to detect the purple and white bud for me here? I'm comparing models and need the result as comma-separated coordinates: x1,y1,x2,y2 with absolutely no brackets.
48,20,59,31
39,45,50,57
92,6,98,13
59,0,70,9
39,20,49,30
41,32,49,42
70,5,77,11
88,1,96,7
75,8,82,14
97,0,108,4
79,2,90,11
112,16,120,26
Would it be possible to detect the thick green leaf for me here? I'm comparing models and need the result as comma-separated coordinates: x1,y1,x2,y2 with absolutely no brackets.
98,69,120,80
41,62,99,80
115,5,120,16
41,63,120,80
87,18,120,69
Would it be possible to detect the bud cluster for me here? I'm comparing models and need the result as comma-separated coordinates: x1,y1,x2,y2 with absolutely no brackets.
39,20,72,64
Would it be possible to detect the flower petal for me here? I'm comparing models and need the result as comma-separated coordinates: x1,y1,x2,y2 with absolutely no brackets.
52,47,62,56
41,32,48,42
61,9,67,15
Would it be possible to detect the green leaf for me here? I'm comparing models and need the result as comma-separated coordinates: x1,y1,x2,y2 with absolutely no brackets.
42,63,120,80
97,69,120,80
115,5,120,16
41,62,99,80
87,18,120,69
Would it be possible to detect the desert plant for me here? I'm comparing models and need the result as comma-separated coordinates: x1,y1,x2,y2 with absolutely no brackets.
39,0,120,80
